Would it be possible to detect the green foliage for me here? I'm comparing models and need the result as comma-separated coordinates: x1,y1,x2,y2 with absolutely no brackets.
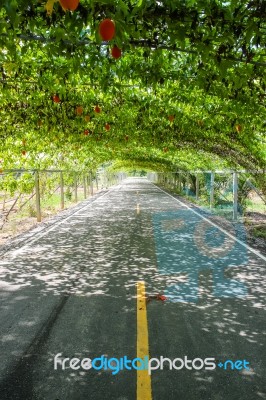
0,0,265,193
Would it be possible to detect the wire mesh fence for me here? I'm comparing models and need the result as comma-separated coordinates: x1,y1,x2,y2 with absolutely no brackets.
0,168,122,242
150,170,266,221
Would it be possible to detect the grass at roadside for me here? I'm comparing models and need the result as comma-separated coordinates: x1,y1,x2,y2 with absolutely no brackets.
0,188,92,246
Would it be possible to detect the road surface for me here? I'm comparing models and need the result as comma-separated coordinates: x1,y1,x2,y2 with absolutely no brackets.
0,178,265,400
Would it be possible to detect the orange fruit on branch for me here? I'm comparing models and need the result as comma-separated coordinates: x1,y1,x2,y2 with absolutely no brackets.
99,19,115,41
59,0,79,11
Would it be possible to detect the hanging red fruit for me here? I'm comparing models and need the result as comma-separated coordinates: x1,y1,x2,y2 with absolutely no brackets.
59,0,79,11
94,105,101,113
168,115,175,122
111,46,122,59
76,106,83,115
105,123,110,131
52,95,60,103
235,124,242,133
99,19,115,41
84,129,89,136
22,150,26,156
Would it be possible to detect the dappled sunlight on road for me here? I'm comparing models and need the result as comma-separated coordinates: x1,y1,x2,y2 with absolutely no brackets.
0,178,265,399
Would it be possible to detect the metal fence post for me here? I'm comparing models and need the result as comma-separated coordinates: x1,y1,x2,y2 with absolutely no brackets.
90,171,93,195
74,173,78,202
210,172,215,208
196,173,199,200
35,170,41,222
174,172,177,189
60,171,64,209
233,171,238,220
83,175,87,199
96,174,99,191
186,173,189,196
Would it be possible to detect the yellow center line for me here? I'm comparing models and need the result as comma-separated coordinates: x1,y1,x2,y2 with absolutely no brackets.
137,281,152,400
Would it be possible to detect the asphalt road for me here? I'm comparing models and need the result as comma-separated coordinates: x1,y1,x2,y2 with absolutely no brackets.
0,178,265,400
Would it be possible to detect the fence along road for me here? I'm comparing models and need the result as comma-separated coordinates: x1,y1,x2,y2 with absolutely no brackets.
0,178,265,400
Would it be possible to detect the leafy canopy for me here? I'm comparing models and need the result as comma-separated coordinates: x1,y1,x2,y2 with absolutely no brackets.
0,0,265,174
